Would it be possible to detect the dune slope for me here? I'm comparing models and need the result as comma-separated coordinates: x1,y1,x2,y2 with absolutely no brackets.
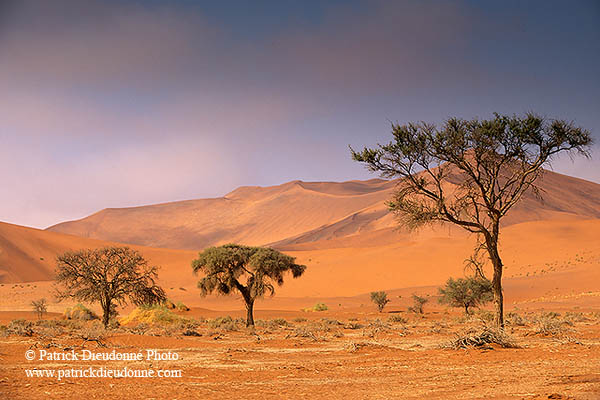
47,171,600,250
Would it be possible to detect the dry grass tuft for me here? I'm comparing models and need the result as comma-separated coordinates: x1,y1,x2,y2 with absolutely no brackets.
445,326,518,349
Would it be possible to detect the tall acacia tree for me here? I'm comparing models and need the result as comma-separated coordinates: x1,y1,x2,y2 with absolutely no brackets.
192,244,306,327
352,113,591,328
56,246,166,327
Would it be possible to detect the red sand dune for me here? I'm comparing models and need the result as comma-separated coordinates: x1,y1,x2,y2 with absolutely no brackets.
1,171,599,313
46,171,600,250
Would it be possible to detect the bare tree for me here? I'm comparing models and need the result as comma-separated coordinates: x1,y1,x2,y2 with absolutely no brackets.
31,298,48,320
192,244,306,327
352,113,591,328
55,246,166,327
408,294,428,314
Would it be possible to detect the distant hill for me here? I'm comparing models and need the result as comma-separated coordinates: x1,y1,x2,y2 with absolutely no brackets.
0,221,196,284
46,171,600,250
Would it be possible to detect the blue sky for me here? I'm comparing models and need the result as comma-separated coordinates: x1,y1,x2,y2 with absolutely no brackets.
1,0,599,228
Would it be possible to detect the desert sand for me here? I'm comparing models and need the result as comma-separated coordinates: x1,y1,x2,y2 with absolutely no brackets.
1,174,600,399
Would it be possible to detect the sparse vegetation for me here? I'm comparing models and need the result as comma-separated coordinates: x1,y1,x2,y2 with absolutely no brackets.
192,244,306,327
370,291,390,312
120,304,184,326
532,312,572,337
303,303,328,312
31,298,48,320
447,325,517,349
64,303,98,321
6,319,34,337
352,113,592,328
408,294,428,314
438,277,493,315
388,315,408,324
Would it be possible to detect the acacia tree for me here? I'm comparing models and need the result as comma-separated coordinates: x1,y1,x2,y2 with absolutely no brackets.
31,298,48,320
352,113,591,328
438,277,493,315
55,246,166,327
192,244,306,327
370,291,390,312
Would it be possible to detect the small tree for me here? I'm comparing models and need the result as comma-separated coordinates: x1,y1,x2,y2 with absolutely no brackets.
408,294,428,314
31,298,48,320
370,291,390,312
438,277,493,315
192,244,306,327
352,113,591,328
55,246,166,328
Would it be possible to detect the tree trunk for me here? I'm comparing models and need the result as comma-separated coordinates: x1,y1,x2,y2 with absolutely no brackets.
464,304,469,316
245,299,255,327
101,300,111,328
491,260,504,329
484,222,504,329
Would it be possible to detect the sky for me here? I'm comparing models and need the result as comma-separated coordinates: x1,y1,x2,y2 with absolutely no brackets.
1,0,599,229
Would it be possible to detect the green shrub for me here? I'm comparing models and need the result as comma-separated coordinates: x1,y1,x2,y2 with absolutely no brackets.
408,295,428,314
370,291,390,312
438,277,493,315
303,303,328,312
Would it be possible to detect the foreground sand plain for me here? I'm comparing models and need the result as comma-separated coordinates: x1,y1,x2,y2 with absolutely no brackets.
1,307,599,400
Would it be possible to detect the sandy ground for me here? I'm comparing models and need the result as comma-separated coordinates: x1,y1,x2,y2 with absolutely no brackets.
1,309,599,400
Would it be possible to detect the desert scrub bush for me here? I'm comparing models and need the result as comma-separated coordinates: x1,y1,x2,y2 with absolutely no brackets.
79,321,107,344
344,321,364,330
428,321,448,334
532,312,572,336
120,304,185,326
175,301,190,312
64,304,98,321
287,320,342,341
33,319,65,338
446,326,517,349
388,315,408,324
303,303,328,312
208,316,241,331
564,311,588,323
370,291,390,312
474,309,494,323
288,325,320,341
505,312,526,326
272,318,289,326
256,319,289,330
320,318,343,326
6,319,34,337
127,323,150,335
293,317,307,323
408,294,428,314
363,319,391,338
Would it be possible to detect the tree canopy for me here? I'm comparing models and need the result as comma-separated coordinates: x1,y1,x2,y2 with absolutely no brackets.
370,291,390,312
352,113,592,328
55,246,166,327
192,244,306,326
438,277,493,315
